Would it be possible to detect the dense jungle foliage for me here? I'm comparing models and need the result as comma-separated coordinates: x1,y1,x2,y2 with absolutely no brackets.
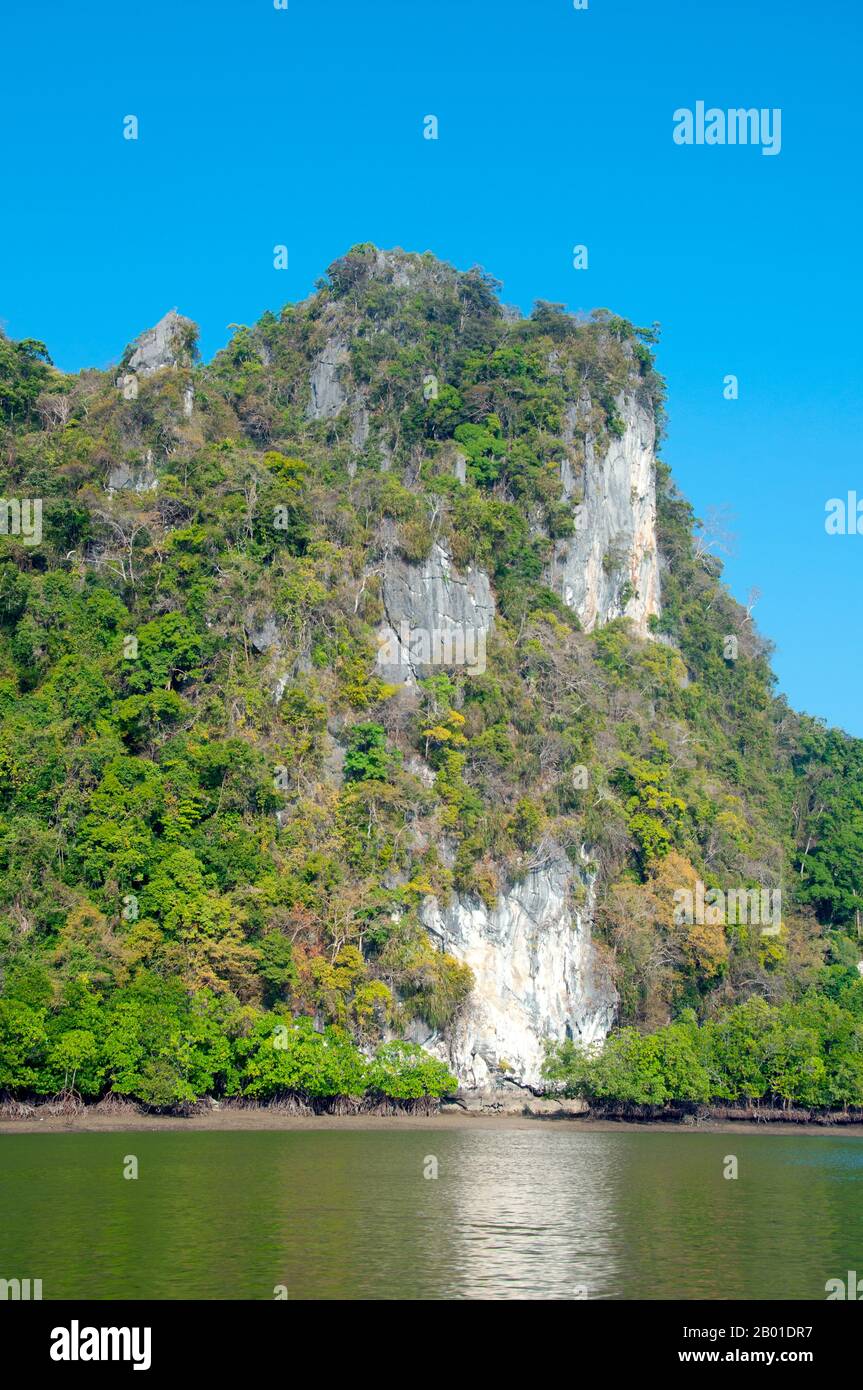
543,982,863,1109
0,244,861,1107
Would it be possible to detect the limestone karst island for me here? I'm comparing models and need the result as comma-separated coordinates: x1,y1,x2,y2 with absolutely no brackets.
1,244,862,1126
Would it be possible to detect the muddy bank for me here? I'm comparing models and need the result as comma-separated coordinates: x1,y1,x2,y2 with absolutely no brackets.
2,1095,863,1136
579,1100,863,1128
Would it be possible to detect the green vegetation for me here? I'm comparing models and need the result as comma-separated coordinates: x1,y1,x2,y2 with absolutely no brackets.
0,972,455,1108
544,974,863,1110
0,244,861,1110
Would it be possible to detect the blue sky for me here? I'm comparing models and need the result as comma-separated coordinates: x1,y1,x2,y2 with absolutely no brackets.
1,0,860,732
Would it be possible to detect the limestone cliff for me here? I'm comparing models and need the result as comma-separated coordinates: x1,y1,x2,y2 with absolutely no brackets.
418,847,616,1090
549,390,660,635
123,309,197,376
307,336,350,421
111,311,199,491
375,529,494,684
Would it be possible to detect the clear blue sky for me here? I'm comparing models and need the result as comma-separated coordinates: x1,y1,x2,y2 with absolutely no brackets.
1,0,861,732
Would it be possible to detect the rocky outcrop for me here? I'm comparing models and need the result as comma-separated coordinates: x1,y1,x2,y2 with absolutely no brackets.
306,336,370,459
442,1091,590,1116
125,310,197,376
549,391,660,636
418,846,616,1090
350,401,369,450
375,537,494,683
307,336,350,420
247,616,281,655
243,613,298,704
107,449,158,494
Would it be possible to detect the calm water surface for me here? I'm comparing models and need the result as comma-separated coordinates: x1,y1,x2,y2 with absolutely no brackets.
1,1128,861,1299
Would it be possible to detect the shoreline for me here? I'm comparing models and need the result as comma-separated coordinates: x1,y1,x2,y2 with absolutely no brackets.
3,1109,863,1136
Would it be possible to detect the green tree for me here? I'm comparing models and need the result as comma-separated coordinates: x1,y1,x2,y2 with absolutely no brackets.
343,722,400,782
367,1042,456,1099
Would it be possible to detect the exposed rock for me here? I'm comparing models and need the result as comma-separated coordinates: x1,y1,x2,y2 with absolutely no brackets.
465,1093,531,1116
125,310,197,376
117,372,138,401
375,535,494,684
558,1097,590,1114
108,449,158,494
244,613,313,704
247,615,281,654
549,391,660,636
418,845,616,1090
454,1093,486,1113
321,741,345,784
405,755,436,788
439,1087,589,1116
372,248,416,288
307,336,349,420
350,399,369,450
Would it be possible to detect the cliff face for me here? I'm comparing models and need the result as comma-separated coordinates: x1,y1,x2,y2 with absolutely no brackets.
289,253,663,1082
306,336,350,421
124,309,197,376
550,391,660,636
375,535,494,684
110,311,198,491
125,254,667,1088
372,386,661,691
419,848,615,1090
2,242,847,1113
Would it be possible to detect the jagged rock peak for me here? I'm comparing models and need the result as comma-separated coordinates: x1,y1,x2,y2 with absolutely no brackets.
123,309,198,375
324,242,504,303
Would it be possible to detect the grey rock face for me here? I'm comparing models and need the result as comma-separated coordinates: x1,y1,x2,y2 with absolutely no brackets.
549,391,660,636
126,310,196,376
117,372,138,401
350,400,369,449
375,539,494,683
246,614,288,703
373,248,416,288
307,336,349,419
248,616,282,654
419,845,616,1090
245,612,315,704
107,449,158,494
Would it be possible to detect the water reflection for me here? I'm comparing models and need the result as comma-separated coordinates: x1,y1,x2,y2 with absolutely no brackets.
438,1130,621,1299
1,1128,861,1299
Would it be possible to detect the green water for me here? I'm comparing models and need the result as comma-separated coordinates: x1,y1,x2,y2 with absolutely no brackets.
1,1127,861,1299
